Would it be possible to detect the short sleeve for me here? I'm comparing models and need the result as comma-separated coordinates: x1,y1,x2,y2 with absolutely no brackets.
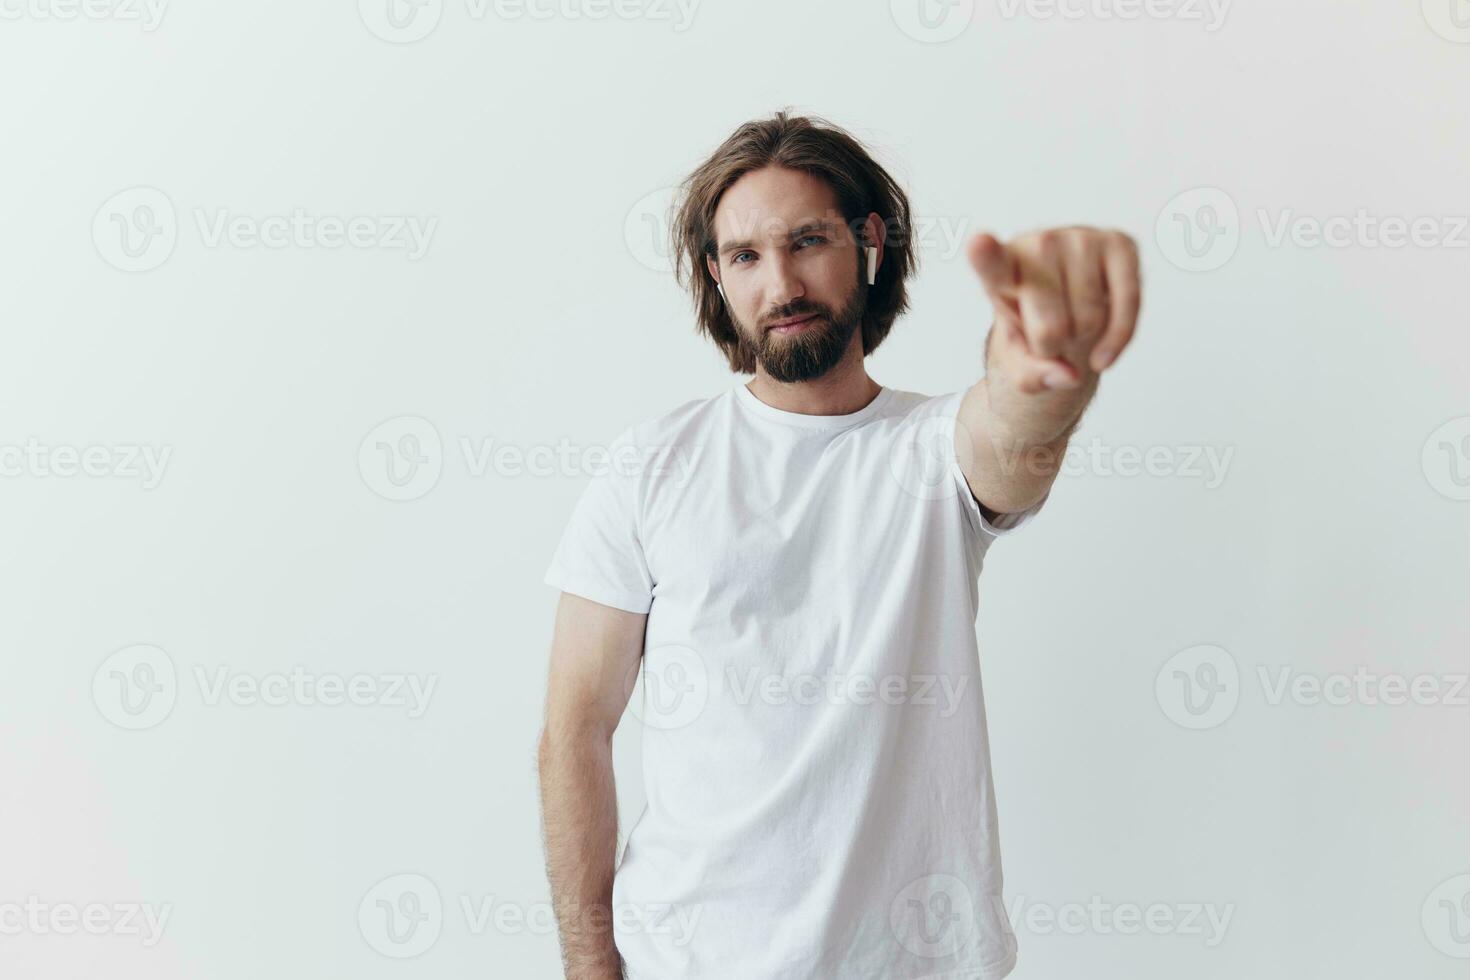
543,434,654,614
952,451,1049,539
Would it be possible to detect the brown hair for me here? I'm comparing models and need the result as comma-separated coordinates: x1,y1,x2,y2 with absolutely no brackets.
671,109,917,374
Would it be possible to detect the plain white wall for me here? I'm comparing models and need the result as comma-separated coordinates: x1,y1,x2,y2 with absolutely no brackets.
1,1,1466,977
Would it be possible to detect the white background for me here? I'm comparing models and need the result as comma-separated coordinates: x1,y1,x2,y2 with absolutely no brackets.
1,0,1467,977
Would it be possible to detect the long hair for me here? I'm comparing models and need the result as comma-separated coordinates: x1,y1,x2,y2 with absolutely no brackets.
670,110,917,374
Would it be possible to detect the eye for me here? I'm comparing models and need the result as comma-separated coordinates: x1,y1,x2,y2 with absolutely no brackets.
796,235,826,248
731,251,755,265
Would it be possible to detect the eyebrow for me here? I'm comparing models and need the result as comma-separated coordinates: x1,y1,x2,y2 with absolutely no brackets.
717,220,841,259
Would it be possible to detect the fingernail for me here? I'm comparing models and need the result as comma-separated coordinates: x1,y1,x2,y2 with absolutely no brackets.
1093,350,1114,370
1042,370,1073,389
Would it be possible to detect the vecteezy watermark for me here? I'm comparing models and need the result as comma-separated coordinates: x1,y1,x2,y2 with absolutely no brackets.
889,874,980,959
358,0,700,43
991,434,1236,489
1422,0,1470,44
459,895,700,947
1423,874,1470,958
914,213,974,261
1156,643,1240,729
192,666,437,717
192,208,436,259
92,645,178,730
0,0,168,30
357,415,699,502
0,897,173,947
889,413,975,503
1256,666,1469,709
624,185,681,273
92,186,177,273
1157,187,1470,272
891,415,1236,504
994,0,1231,31
0,438,171,489
358,416,443,502
626,646,973,732
359,874,443,959
725,667,971,718
486,0,700,30
1256,209,1470,251
459,438,696,483
93,186,437,272
1156,187,1240,273
1156,644,1469,730
892,0,1229,41
358,873,702,958
1005,895,1234,946
92,644,438,730
890,0,975,43
1422,417,1470,501
358,0,444,42
626,644,709,731
888,875,1235,958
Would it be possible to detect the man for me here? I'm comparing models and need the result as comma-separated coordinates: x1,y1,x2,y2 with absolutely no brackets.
537,110,1140,980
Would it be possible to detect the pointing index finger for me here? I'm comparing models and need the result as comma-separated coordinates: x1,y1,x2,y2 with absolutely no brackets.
968,232,1018,301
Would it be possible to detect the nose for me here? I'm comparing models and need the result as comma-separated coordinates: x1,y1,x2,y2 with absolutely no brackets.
762,251,806,313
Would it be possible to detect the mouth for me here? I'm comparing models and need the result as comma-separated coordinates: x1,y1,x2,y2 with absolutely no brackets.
767,313,820,335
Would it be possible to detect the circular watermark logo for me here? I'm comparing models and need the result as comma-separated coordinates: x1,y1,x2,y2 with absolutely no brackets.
626,644,709,731
890,873,977,959
358,873,443,958
1155,187,1240,273
358,416,443,501
889,413,974,502
1422,416,1470,501
358,0,443,43
624,185,680,274
1422,874,1470,958
890,0,975,43
93,186,177,273
1155,643,1239,730
1422,0,1470,43
93,644,178,730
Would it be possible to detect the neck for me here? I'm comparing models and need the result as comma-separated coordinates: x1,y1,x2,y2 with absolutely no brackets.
746,336,881,416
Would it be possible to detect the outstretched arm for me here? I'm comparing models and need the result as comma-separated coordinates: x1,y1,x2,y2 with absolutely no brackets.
955,226,1142,516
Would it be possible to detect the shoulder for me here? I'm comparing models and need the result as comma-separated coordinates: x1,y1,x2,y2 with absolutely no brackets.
873,387,967,426
615,389,732,449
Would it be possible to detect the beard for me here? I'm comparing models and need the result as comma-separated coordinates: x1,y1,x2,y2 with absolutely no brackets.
735,276,867,384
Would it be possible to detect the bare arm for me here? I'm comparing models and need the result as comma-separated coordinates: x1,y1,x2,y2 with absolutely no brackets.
537,592,648,980
959,365,1097,516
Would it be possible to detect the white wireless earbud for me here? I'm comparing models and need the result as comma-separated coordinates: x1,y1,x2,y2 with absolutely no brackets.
865,246,878,285
716,281,728,305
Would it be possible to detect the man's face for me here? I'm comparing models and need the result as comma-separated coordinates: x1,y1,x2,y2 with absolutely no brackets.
706,166,870,383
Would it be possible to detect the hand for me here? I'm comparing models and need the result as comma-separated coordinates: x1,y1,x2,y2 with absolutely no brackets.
967,226,1141,395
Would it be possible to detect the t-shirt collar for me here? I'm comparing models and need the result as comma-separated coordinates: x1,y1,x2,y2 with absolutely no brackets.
735,381,893,431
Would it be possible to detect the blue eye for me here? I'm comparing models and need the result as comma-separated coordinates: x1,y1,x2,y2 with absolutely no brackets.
732,237,825,266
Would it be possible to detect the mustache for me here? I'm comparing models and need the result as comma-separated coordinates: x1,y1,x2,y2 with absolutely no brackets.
762,307,826,330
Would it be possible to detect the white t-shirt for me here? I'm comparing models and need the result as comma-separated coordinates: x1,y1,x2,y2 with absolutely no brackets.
544,382,1046,980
